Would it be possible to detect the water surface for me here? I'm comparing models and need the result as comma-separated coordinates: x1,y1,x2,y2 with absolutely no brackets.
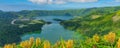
21,16,76,43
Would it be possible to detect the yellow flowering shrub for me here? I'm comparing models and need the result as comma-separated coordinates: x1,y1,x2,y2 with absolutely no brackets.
20,40,31,48
43,40,51,48
65,40,74,48
117,38,120,48
29,37,34,47
35,37,41,47
2,32,120,48
4,44,13,48
53,41,61,48
93,34,100,42
104,32,116,43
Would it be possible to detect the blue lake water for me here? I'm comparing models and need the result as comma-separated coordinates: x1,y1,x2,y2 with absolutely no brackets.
21,16,79,43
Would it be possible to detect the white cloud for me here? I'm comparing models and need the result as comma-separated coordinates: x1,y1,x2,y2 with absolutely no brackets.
29,0,48,4
29,0,98,4
69,0,98,3
116,0,120,2
54,0,66,4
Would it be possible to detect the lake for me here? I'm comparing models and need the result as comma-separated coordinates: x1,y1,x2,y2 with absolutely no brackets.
21,16,78,43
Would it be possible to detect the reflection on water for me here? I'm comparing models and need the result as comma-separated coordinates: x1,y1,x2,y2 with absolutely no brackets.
21,16,76,43
35,16,73,23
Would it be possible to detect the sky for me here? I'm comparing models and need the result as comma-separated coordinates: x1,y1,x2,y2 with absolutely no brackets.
0,0,120,11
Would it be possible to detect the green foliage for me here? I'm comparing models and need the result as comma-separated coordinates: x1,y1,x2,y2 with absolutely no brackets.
1,6,120,47
2,32,120,48
61,10,120,37
0,19,45,46
116,10,120,16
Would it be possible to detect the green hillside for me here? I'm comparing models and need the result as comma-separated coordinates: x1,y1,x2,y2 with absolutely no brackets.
1,6,120,48
61,10,120,37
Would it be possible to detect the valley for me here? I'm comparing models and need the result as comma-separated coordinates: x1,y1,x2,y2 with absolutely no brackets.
1,6,120,48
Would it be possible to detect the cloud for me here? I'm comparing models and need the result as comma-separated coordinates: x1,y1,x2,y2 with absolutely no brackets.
28,0,98,4
53,0,66,4
116,0,120,2
69,0,98,3
29,0,48,4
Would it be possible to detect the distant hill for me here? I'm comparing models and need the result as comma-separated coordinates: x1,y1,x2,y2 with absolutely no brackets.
1,6,120,19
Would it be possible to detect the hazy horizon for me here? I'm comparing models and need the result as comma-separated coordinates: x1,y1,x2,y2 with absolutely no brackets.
0,0,120,11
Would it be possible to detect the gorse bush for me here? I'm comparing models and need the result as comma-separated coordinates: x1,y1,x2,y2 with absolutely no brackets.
3,32,120,48
103,32,116,44
92,34,100,42
117,38,120,48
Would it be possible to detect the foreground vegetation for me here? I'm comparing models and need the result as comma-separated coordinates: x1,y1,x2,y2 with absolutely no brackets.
3,32,120,48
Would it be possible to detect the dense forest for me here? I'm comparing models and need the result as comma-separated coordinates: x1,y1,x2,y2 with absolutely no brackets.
0,18,46,46
1,6,120,18
1,6,120,47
